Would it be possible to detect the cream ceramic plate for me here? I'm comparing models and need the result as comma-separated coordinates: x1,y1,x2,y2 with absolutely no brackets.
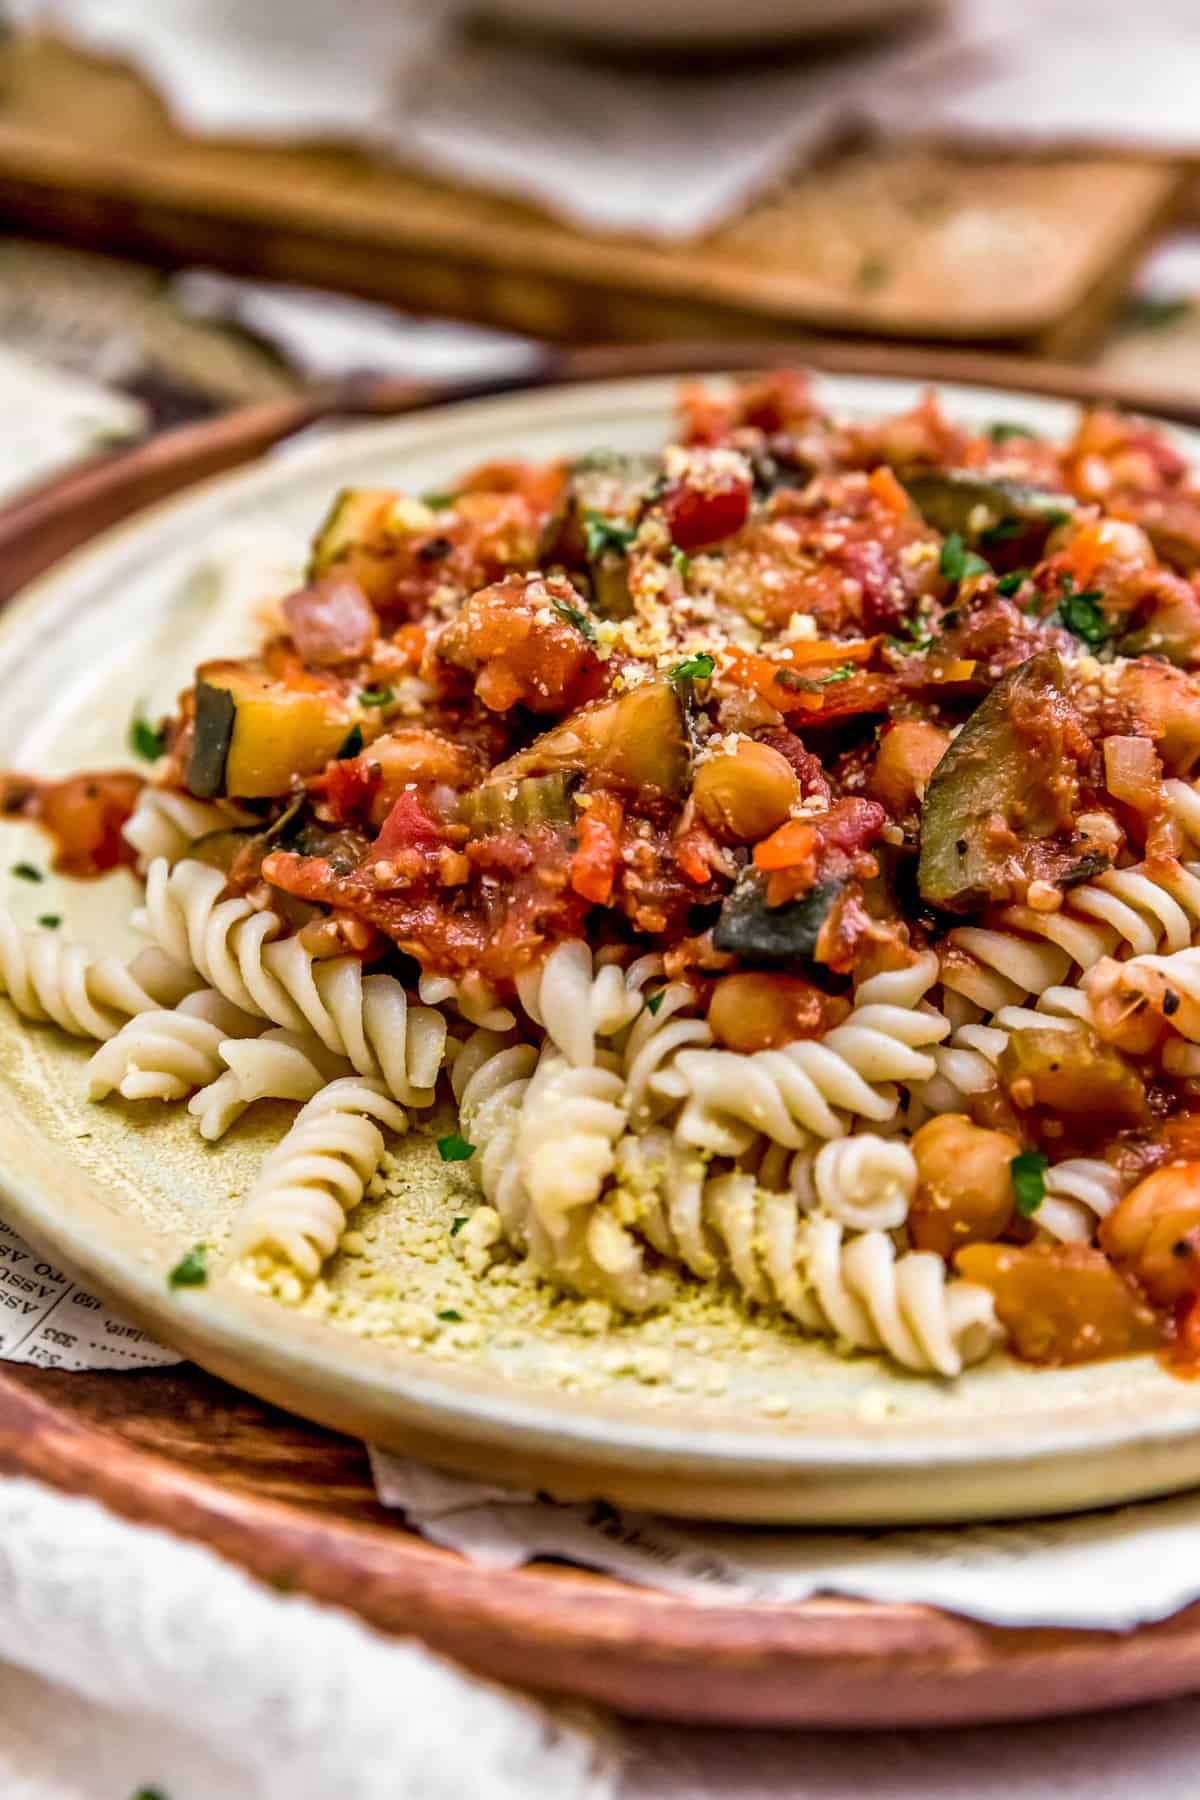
3,371,1200,1526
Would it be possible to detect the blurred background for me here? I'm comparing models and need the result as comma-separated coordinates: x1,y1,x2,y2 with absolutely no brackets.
0,0,1198,496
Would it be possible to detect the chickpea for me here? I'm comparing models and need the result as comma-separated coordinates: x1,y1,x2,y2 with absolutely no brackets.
908,1114,1020,1259
693,740,799,843
1099,1162,1200,1306
708,971,849,1054
869,721,950,818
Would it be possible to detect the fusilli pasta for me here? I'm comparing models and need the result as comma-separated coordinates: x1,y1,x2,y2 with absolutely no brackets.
611,1131,997,1375
86,988,260,1104
121,788,250,873
140,857,447,1103
0,911,195,1040
514,941,657,1067
228,1075,408,1277
188,1027,351,1141
666,955,949,1154
454,1032,669,1310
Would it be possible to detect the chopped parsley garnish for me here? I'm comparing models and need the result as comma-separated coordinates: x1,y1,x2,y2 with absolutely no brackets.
131,1789,168,1800
437,1133,475,1163
420,490,457,510
1054,575,1109,650
818,663,856,684
129,711,167,763
168,1243,208,1288
669,651,715,683
36,914,61,930
437,1308,463,1322
645,989,666,1016
887,616,933,653
359,685,394,707
550,596,598,644
10,862,42,882
856,253,891,291
671,545,690,580
995,570,1028,597
939,532,991,583
581,509,637,561
987,421,1036,443
1010,1151,1048,1218
449,1215,468,1236
336,723,364,760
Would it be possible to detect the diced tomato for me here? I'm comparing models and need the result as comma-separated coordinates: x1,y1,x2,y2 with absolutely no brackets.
370,790,444,860
662,456,752,552
310,752,383,826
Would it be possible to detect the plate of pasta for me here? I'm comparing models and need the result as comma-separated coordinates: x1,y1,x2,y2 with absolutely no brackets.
6,365,1200,1524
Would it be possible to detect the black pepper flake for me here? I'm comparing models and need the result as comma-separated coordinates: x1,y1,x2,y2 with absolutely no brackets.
955,837,968,855
417,535,453,563
1173,1240,1192,1259
1164,989,1181,1017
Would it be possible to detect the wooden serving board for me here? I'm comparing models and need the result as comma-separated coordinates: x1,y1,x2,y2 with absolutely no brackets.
0,35,1185,356
6,350,1200,1725
4,1357,1200,1729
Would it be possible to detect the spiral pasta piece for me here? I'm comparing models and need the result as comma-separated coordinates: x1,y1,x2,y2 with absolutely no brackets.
919,984,1089,1113
188,1027,352,1141
515,1049,629,1235
667,954,948,1155
941,855,1200,1016
456,1032,668,1310
140,857,447,1103
417,970,515,1032
621,979,713,1126
228,1076,408,1277
0,910,196,1041
1036,1159,1126,1244
810,1134,918,1232
86,989,261,1104
801,1216,1000,1378
515,940,658,1067
612,1131,997,1374
121,787,251,873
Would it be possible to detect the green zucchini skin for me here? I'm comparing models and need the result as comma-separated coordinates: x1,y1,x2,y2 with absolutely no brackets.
900,469,1075,558
186,679,236,799
713,873,844,967
460,771,578,835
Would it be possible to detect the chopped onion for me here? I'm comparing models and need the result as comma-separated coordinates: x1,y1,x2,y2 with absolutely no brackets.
1104,734,1157,806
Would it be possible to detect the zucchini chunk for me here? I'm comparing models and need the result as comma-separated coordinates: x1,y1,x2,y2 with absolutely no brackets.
917,650,1087,911
900,469,1074,558
187,661,353,800
187,680,236,799
460,771,578,835
712,873,843,967
483,678,690,801
998,1023,1147,1129
308,489,399,579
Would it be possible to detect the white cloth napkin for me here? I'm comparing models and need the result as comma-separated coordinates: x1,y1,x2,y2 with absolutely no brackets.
0,1474,613,1800
13,0,1200,239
